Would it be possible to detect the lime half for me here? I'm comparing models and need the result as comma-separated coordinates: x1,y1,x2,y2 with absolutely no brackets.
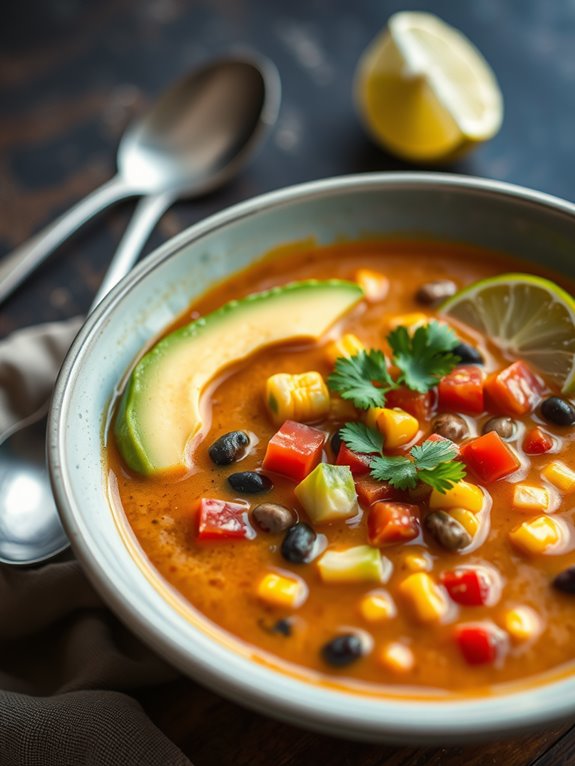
440,274,575,393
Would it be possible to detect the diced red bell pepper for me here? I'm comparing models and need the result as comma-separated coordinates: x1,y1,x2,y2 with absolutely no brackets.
368,502,420,546
386,386,435,422
336,443,372,476
523,426,554,455
441,568,490,606
454,624,501,665
262,420,325,482
484,361,544,416
438,366,485,415
355,477,399,507
197,498,255,540
460,431,521,482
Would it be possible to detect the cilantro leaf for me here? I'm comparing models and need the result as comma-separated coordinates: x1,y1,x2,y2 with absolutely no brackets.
410,439,459,470
328,350,395,410
370,455,418,489
340,422,384,455
418,461,466,493
388,320,460,393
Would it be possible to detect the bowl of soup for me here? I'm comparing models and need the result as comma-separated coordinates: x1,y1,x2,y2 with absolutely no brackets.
49,172,575,743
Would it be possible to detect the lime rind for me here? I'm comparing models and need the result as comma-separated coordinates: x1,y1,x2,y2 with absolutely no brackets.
439,273,575,393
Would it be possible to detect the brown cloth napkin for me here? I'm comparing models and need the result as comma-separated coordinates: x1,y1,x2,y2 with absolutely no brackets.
0,320,192,766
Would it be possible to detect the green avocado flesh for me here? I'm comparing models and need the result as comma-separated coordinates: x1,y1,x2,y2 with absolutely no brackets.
114,280,363,475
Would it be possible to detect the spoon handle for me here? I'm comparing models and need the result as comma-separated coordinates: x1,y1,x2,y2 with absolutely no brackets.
91,191,176,311
0,175,134,306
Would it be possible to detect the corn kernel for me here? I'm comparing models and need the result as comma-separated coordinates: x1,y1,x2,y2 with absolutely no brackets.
355,269,389,303
265,371,329,425
376,407,419,448
378,642,414,673
402,550,433,572
447,508,479,537
509,515,565,555
387,313,429,332
359,590,397,622
430,481,484,513
504,606,542,642
399,572,449,623
325,333,365,366
512,484,550,513
364,407,387,430
256,572,308,608
542,461,575,494
329,395,357,421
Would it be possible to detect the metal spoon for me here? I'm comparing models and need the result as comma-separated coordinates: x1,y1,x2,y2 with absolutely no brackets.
0,54,280,565
0,54,280,305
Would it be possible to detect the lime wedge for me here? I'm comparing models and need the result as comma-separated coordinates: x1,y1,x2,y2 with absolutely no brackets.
439,274,575,393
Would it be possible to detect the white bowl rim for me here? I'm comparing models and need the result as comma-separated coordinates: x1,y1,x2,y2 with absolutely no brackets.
49,171,575,742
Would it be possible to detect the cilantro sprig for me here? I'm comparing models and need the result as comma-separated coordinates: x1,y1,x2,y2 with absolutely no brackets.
327,320,459,409
340,423,465,493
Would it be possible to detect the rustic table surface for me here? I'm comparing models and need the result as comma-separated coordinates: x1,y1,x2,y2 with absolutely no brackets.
1,1,574,763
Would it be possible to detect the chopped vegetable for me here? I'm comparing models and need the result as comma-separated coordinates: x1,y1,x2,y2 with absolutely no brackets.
429,480,484,513
512,484,550,513
441,568,490,606
355,268,389,302
378,642,414,673
294,463,358,523
376,407,420,448
447,507,479,537
359,590,397,622
336,443,372,476
504,606,542,642
368,502,421,545
325,333,365,366
262,420,325,482
265,371,330,424
401,550,432,572
460,431,521,483
484,361,543,416
388,321,460,393
399,572,450,623
523,427,554,455
257,571,308,608
509,515,566,555
355,476,398,507
455,623,503,665
197,499,255,540
542,461,575,493
317,545,391,584
438,366,485,414
386,386,434,421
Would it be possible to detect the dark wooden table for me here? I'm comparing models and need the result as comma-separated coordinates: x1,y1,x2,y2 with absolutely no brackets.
1,1,574,763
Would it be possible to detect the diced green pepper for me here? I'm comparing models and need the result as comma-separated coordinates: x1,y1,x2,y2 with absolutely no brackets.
294,463,358,523
317,545,391,584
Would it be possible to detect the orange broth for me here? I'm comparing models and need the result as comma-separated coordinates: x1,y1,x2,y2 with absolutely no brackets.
108,240,575,695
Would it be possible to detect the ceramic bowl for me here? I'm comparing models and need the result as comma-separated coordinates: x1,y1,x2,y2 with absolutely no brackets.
49,173,575,744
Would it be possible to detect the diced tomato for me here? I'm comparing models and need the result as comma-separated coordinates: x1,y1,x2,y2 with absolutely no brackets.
197,498,254,540
454,624,501,665
441,569,490,606
336,443,372,476
523,426,554,455
368,502,420,546
262,420,325,482
386,386,435,422
419,432,461,456
484,361,544,416
355,477,399,507
438,366,485,415
460,431,521,482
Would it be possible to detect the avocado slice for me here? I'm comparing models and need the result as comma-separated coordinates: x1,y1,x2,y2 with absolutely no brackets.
115,280,363,475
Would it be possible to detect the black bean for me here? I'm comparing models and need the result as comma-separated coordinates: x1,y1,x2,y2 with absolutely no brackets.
415,279,457,306
271,618,293,636
228,471,272,494
253,503,294,534
432,413,468,442
321,634,364,667
483,416,516,440
281,522,317,564
552,567,575,594
453,342,484,365
540,396,575,427
330,429,342,456
208,430,250,465
425,511,472,551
